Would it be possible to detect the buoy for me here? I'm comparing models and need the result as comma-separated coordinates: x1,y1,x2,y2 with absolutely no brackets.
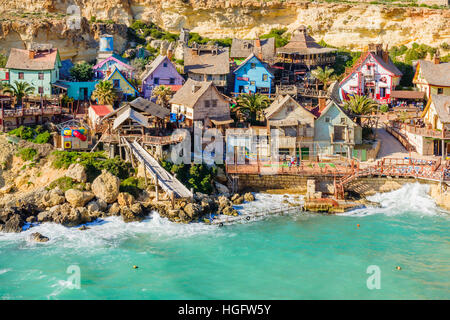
133,265,138,269
246,216,250,221
357,224,360,228
396,266,402,270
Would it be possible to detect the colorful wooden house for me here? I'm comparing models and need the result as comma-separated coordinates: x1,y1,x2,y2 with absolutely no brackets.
230,38,276,65
170,78,232,128
141,55,184,100
339,44,402,104
0,68,9,84
264,94,316,158
413,56,450,99
314,100,362,158
93,55,135,80
105,66,139,100
52,80,99,101
5,44,62,96
233,53,274,96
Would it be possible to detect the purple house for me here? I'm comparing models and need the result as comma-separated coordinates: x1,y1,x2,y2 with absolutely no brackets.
141,55,184,100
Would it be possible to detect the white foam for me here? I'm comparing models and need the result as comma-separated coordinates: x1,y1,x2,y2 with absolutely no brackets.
346,183,442,217
0,268,11,275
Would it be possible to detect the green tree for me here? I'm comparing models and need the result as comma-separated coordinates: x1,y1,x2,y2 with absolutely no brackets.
69,62,94,81
342,95,378,125
237,93,271,124
92,81,117,105
0,54,7,68
311,66,336,90
152,85,173,108
2,81,35,105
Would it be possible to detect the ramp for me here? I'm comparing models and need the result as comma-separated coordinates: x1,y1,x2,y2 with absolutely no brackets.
123,139,193,199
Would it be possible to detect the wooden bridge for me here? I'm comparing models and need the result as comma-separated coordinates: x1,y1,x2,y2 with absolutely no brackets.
122,138,193,200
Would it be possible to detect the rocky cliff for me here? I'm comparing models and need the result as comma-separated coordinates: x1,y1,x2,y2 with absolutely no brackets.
0,0,448,61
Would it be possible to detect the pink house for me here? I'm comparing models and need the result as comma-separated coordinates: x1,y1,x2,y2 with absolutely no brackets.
339,44,402,104
141,55,184,100
93,55,135,80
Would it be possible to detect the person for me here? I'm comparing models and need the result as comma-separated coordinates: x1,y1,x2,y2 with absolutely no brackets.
290,155,295,168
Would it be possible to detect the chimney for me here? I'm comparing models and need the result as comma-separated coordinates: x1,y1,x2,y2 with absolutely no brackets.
29,50,36,59
255,38,263,60
382,44,389,63
318,97,327,113
167,49,173,60
433,50,440,65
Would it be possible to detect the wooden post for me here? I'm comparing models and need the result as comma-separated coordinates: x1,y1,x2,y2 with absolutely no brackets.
155,177,159,202
170,191,175,209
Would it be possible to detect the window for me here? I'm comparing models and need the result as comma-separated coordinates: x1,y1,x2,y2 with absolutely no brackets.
154,77,159,85
38,72,44,80
204,100,210,108
207,75,213,81
287,105,294,112
437,88,444,94
38,87,44,94
379,87,386,98
250,81,256,86
18,72,24,80
340,117,346,124
251,63,256,69
113,79,120,88
212,100,217,108
163,62,168,67
325,117,330,123
170,78,175,85
262,74,268,81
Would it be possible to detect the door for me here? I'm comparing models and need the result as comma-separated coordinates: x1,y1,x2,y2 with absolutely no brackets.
80,88,88,101
301,147,309,160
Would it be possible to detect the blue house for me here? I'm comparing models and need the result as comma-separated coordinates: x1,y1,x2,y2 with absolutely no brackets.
54,80,99,100
233,53,274,97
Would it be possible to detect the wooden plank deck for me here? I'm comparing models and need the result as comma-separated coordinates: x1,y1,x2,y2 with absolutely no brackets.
124,139,193,199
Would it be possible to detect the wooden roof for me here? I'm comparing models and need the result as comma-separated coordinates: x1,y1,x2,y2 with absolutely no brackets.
277,26,336,55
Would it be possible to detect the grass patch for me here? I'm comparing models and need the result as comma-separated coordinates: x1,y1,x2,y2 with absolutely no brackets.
119,177,147,197
17,148,37,161
47,176,85,192
51,151,132,182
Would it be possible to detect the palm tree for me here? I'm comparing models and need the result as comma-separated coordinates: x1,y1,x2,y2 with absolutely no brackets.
152,85,173,108
343,95,378,125
92,81,117,105
2,81,35,106
237,93,271,124
311,66,336,90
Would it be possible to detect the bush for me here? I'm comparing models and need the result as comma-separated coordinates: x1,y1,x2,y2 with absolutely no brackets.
51,151,132,182
161,161,217,194
17,148,37,161
119,177,146,197
47,176,85,192
380,104,389,113
260,28,289,48
8,125,52,144
69,62,94,82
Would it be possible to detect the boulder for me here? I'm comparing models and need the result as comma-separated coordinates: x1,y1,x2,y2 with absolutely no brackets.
86,201,100,213
53,205,91,227
31,232,49,242
117,192,135,207
78,225,89,231
244,192,255,202
108,203,121,216
232,196,244,205
42,188,65,207
183,203,202,218
222,206,238,216
214,181,230,195
121,206,145,223
215,167,228,183
168,209,180,217
91,170,120,203
65,163,87,183
26,216,36,223
37,210,52,223
2,214,24,233
65,189,95,207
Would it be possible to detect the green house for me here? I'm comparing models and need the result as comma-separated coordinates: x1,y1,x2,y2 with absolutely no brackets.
5,45,62,97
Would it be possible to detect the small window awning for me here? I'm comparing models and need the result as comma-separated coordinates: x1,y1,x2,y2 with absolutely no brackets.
51,81,69,90
211,118,234,126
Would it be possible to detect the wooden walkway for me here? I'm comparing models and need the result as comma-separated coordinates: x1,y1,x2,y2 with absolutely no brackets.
123,139,193,199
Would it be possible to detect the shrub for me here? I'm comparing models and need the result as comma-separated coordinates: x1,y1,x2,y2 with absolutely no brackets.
380,104,389,113
161,161,217,194
119,177,146,197
69,62,94,81
33,131,51,144
17,148,37,161
47,176,85,192
8,125,52,144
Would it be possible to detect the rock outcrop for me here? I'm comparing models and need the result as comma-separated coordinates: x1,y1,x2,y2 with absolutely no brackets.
65,189,95,207
91,170,120,204
31,232,49,242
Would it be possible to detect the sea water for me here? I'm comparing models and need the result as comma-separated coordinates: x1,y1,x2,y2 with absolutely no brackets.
0,183,449,300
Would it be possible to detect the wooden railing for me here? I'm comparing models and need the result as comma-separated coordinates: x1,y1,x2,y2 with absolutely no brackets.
101,133,186,145
276,85,329,98
390,120,450,139
1,106,62,118
276,56,336,65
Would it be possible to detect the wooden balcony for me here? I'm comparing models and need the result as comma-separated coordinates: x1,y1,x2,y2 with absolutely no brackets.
0,106,62,118
276,85,329,98
391,121,450,139
276,56,336,65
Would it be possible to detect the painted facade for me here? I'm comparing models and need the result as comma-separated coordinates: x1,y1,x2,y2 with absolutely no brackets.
314,101,362,157
339,44,402,104
413,59,450,99
141,56,184,100
59,81,99,100
93,55,134,80
233,54,273,96
105,67,139,99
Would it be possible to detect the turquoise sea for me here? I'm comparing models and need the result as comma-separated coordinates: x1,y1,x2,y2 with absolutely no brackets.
0,183,449,299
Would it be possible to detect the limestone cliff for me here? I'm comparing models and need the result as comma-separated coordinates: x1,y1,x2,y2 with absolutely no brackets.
0,0,448,61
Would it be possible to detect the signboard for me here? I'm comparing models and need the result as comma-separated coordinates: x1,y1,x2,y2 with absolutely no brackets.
237,77,249,81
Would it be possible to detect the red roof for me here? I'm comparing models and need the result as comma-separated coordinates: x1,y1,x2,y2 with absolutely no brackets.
90,105,113,116
165,85,183,92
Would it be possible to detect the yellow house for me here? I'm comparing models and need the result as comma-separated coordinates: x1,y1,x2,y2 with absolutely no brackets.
413,58,450,99
106,66,139,99
421,94,450,157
